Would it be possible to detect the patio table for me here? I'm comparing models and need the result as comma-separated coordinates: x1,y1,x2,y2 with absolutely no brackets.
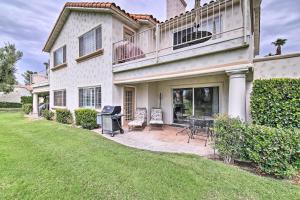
187,116,214,145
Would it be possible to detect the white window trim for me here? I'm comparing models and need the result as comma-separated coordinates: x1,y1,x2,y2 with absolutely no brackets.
78,25,102,57
53,89,66,107
78,85,102,110
53,45,66,67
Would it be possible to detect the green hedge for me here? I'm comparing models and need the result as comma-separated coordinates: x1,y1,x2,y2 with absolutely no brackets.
41,110,54,120
75,109,98,130
214,115,246,163
22,104,32,114
214,115,300,178
0,102,22,108
0,108,22,112
56,109,73,124
21,96,33,104
251,78,300,129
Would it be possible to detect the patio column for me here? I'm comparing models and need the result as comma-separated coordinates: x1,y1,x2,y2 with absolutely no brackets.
226,68,248,121
32,93,38,116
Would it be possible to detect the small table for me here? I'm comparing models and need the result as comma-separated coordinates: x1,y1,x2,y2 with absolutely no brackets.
187,117,215,145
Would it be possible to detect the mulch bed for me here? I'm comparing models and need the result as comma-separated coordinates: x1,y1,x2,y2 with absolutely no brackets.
209,156,300,186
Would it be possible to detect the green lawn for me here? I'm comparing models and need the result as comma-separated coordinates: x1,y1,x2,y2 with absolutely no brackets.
0,113,299,199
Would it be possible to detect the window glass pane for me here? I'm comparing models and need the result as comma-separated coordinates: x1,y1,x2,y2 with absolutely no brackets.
80,30,95,56
194,87,219,117
173,16,222,50
173,88,193,124
172,87,219,124
54,47,64,66
54,90,66,107
79,26,102,57
96,26,102,49
79,86,101,108
95,87,101,109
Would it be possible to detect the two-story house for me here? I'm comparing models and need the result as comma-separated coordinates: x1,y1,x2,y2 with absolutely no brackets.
32,0,262,125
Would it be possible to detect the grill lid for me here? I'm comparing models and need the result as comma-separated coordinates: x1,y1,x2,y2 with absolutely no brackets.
101,105,121,115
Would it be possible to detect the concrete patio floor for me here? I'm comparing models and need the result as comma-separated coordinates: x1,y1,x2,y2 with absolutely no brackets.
93,125,215,157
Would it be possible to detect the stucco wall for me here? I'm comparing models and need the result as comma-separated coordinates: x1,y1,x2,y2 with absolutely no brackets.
0,86,31,103
253,54,300,79
133,74,229,124
113,44,250,83
49,11,116,111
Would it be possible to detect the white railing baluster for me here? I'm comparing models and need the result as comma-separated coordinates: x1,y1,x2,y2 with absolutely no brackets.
206,5,209,33
225,0,227,31
112,0,245,65
232,0,234,17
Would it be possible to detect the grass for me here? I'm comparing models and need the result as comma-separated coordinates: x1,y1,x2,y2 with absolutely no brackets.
0,112,299,200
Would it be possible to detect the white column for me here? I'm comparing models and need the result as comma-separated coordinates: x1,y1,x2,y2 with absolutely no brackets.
226,68,248,121
32,93,39,116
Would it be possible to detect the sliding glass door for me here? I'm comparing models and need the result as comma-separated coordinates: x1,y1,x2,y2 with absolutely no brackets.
173,86,219,124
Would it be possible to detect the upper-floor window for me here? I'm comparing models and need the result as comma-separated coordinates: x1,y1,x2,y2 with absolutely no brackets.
54,90,66,107
54,46,66,66
173,15,222,50
79,86,101,109
79,25,102,57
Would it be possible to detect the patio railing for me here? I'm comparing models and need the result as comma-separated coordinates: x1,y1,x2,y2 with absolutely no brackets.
113,0,245,65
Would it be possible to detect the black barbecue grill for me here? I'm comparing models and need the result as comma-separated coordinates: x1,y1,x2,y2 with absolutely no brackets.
100,105,124,137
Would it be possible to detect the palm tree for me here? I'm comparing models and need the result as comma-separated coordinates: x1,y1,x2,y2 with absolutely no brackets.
272,38,287,55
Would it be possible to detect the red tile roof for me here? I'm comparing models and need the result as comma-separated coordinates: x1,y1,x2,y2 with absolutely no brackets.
64,2,159,23
43,2,160,52
129,14,160,23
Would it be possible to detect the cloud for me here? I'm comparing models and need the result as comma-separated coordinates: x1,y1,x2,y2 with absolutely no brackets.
0,0,299,83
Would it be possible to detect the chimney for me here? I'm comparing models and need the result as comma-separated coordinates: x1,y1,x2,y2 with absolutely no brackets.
166,0,187,19
195,0,201,8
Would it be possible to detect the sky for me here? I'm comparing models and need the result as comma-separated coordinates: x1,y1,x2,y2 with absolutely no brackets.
0,0,299,84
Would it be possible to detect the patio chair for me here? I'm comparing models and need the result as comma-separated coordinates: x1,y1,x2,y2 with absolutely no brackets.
128,108,147,131
149,108,164,130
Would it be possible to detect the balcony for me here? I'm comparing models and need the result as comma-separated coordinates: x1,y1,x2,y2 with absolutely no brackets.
113,0,247,71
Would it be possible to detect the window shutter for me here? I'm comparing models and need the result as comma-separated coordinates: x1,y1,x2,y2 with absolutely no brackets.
63,46,66,63
54,51,57,66
63,90,66,106
96,26,102,50
79,88,83,107
79,37,83,57
54,91,57,106
96,87,101,108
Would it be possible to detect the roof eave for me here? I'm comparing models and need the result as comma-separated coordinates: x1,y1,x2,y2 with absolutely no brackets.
43,7,140,53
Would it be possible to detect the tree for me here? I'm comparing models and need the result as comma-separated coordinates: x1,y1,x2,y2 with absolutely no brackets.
22,70,37,85
0,43,23,93
272,38,287,55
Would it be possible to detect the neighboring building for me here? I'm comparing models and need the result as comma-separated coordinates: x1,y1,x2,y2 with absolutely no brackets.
0,85,32,103
31,0,299,124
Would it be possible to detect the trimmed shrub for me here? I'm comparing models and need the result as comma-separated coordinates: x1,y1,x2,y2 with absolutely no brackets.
243,125,300,178
56,109,72,124
214,115,246,163
75,109,98,130
21,96,33,104
0,102,22,108
251,78,300,129
214,115,300,178
22,103,32,114
41,110,54,120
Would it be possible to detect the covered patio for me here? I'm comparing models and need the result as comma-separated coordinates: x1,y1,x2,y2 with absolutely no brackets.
95,125,216,157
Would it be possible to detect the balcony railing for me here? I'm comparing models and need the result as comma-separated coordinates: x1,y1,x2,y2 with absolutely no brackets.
113,0,244,65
